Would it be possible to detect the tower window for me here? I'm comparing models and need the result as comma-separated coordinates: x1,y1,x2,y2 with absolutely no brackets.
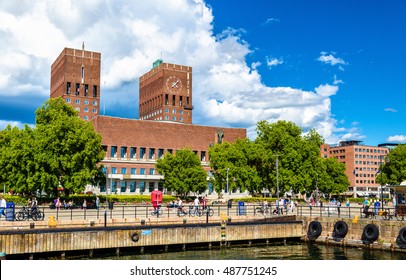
93,85,98,97
75,83,80,95
66,82,71,94
84,84,89,96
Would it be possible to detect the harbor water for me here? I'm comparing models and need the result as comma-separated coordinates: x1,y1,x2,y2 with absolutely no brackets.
82,241,406,260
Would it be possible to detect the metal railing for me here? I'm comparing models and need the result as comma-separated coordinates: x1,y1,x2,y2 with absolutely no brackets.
7,203,401,222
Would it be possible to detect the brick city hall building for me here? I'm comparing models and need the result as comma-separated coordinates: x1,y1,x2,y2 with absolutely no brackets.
50,47,246,195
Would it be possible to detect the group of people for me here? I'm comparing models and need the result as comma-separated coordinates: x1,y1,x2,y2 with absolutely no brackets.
173,196,207,216
274,197,296,215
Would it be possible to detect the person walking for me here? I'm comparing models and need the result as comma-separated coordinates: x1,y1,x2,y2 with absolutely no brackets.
0,195,6,219
193,196,200,215
202,195,207,210
96,196,100,209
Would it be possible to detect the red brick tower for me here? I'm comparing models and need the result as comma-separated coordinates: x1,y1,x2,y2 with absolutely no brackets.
50,44,101,121
139,60,193,124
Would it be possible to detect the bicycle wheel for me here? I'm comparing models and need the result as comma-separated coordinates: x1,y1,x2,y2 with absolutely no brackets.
396,213,404,221
158,209,163,216
264,208,270,215
36,211,45,221
208,208,214,216
254,207,262,215
15,211,25,221
196,209,203,217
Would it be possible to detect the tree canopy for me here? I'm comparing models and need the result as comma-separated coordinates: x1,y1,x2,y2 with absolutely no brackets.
209,120,349,197
155,148,208,197
0,98,105,197
381,144,406,185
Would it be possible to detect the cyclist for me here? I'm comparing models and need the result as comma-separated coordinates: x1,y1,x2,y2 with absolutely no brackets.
177,197,186,216
31,197,38,213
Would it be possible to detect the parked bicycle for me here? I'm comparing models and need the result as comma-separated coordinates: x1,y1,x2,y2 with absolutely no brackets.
255,206,272,215
196,206,214,217
15,206,45,221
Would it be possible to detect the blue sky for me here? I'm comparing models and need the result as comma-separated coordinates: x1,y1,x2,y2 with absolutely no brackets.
0,0,405,145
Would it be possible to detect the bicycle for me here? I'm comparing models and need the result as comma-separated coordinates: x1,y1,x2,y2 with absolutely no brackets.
150,205,163,217
255,206,271,215
196,206,214,217
15,206,45,221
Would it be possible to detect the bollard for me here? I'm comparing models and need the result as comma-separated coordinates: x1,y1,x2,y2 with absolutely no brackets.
104,210,107,227
30,223,35,229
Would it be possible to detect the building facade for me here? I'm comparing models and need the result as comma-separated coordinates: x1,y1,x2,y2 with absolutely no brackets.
50,46,101,121
139,59,193,124
321,140,389,197
91,116,246,194
50,47,247,195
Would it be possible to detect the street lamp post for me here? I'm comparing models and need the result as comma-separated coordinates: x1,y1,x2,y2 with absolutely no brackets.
226,168,229,194
380,155,385,210
272,155,280,200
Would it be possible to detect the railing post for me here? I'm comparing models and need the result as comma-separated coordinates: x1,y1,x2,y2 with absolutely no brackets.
104,210,107,227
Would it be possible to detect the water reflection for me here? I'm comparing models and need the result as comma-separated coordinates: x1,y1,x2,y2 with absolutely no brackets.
89,242,406,260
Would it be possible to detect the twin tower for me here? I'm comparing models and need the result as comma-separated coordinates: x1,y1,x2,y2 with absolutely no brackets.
50,46,193,124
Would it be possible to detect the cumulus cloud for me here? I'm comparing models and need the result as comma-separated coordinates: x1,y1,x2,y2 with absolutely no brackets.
318,51,347,66
266,57,284,69
387,135,406,143
0,0,351,144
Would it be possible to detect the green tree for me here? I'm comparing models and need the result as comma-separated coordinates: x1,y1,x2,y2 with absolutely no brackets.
208,139,263,195
316,158,350,195
382,144,406,185
0,98,105,197
156,148,208,197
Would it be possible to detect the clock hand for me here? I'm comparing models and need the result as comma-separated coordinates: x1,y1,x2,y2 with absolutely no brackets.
172,80,180,88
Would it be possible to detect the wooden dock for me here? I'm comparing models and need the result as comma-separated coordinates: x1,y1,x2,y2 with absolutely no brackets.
0,216,302,258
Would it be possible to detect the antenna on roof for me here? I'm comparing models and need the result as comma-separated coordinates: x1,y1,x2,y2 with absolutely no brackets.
82,42,85,50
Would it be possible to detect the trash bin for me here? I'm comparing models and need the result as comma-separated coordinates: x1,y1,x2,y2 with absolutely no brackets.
108,201,114,210
238,201,245,215
227,199,233,208
6,202,15,221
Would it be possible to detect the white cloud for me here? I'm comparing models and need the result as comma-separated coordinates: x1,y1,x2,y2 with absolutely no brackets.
387,135,406,143
315,84,339,97
0,0,350,144
318,51,347,66
266,57,284,69
263,18,280,25
384,108,397,113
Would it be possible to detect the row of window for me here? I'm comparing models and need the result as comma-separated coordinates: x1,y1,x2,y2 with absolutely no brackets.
355,180,376,184
355,154,385,159
354,148,387,153
104,167,155,175
354,161,381,165
66,98,98,106
329,148,387,154
73,107,98,113
100,181,155,193
66,82,98,97
354,167,379,172
106,146,207,162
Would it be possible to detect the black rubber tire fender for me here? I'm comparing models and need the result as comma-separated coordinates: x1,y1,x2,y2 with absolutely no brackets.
398,227,406,244
333,221,348,238
131,232,139,242
362,224,379,242
308,221,322,239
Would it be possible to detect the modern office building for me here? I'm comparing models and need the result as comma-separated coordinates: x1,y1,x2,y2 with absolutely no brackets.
50,47,246,195
50,44,101,121
321,140,389,197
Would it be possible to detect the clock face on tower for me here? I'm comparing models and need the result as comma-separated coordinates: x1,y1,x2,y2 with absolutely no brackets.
166,76,182,94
